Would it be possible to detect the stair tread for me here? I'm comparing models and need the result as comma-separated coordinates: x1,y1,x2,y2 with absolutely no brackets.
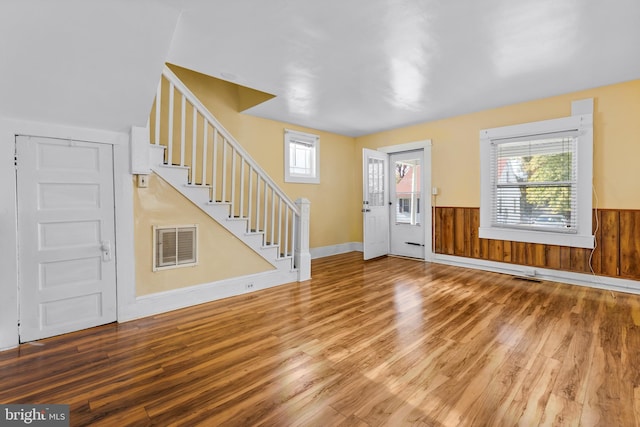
156,163,190,170
151,141,300,276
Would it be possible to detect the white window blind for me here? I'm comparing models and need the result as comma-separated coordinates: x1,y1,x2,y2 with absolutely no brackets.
491,135,577,233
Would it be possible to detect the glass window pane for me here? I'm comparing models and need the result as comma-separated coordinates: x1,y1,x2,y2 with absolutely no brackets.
493,136,576,231
394,158,420,225
368,158,385,207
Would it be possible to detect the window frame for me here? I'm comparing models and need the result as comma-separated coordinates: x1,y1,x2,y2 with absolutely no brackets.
152,224,198,271
284,129,320,184
479,114,594,249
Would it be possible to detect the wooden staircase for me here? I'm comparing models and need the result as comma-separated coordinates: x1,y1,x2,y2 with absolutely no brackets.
149,144,297,274
133,64,311,286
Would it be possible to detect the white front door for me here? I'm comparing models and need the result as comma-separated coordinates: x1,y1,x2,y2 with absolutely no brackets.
362,148,389,260
389,150,424,259
16,136,117,342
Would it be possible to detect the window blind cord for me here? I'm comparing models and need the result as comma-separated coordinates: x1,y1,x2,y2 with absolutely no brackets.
432,193,437,254
587,184,614,299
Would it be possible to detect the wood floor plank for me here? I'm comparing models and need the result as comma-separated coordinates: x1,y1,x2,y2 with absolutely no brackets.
1,252,639,426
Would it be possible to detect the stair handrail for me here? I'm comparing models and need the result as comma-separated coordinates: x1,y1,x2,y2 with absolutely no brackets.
160,65,300,215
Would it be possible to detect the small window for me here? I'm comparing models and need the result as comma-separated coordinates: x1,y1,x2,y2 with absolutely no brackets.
284,129,319,184
153,225,198,271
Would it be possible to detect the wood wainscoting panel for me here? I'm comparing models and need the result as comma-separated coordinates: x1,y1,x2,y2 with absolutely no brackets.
441,207,455,255
600,209,620,276
434,207,640,281
620,210,640,279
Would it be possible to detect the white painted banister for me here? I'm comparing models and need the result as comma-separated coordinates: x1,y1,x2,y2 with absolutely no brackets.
158,66,298,213
150,65,309,276
295,198,311,281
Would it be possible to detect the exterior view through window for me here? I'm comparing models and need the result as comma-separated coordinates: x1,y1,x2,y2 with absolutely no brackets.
394,158,421,225
492,136,576,232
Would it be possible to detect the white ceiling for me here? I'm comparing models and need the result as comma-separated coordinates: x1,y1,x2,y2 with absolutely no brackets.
169,0,640,136
1,1,639,137
0,0,182,132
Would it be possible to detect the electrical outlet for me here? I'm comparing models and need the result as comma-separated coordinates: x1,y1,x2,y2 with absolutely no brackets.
245,283,254,292
137,174,149,188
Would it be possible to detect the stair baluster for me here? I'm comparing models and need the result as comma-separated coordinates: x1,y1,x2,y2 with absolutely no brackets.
147,65,309,277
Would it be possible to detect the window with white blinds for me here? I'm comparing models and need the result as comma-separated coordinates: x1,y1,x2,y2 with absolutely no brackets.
491,135,577,232
479,113,594,249
284,129,319,184
153,225,198,271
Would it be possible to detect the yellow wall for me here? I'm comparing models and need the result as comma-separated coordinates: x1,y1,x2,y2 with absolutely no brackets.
167,64,361,247
355,79,640,240
133,174,274,296
150,64,639,261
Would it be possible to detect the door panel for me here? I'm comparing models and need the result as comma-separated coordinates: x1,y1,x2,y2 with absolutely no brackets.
363,149,389,260
17,136,117,342
390,150,424,259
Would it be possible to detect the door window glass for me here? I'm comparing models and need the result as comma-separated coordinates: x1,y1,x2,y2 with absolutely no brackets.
394,158,421,224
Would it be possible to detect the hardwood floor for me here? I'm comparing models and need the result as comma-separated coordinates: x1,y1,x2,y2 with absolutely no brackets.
1,252,639,426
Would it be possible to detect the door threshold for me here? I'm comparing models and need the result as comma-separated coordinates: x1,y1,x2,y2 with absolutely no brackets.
388,254,425,261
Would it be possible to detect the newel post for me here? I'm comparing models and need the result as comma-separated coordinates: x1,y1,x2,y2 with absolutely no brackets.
295,198,311,281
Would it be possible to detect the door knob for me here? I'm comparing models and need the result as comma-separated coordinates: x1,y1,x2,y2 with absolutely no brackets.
101,241,112,262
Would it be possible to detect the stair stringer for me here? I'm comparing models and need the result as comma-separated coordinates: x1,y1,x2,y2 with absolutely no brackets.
148,145,296,277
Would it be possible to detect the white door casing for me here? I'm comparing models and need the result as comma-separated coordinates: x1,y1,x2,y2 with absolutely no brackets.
362,148,389,260
16,136,117,342
389,150,425,259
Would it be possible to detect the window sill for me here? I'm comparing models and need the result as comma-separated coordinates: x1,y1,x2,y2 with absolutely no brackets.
284,176,320,184
478,226,594,249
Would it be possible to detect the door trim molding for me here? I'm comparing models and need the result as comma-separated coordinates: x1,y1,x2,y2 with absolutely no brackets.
0,118,131,350
377,140,433,262
378,139,432,154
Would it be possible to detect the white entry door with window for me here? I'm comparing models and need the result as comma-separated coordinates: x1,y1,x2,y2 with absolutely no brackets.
362,148,389,260
16,136,117,342
389,150,424,259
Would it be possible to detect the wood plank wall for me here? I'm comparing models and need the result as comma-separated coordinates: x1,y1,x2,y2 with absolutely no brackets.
434,207,640,281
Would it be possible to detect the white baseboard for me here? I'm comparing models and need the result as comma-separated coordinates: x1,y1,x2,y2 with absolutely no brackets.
310,242,363,259
431,253,640,295
118,269,298,322
121,249,640,324
119,242,365,322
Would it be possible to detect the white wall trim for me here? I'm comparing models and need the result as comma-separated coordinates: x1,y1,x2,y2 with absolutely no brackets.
431,253,640,295
309,247,640,296
378,139,432,153
310,242,363,259
0,117,133,351
0,121,19,351
118,269,298,322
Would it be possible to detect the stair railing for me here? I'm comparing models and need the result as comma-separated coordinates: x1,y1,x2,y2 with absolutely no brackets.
150,65,306,270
